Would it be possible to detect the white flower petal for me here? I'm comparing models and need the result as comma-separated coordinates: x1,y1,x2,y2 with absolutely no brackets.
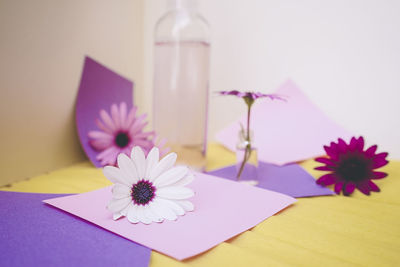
107,197,130,213
135,206,152,224
157,198,185,216
103,166,130,186
113,213,123,220
112,184,131,199
127,204,139,223
121,202,134,216
174,200,194,212
145,147,160,178
169,173,195,187
117,153,139,184
144,203,163,223
156,186,194,199
154,166,188,187
149,152,177,181
131,146,146,179
152,199,177,221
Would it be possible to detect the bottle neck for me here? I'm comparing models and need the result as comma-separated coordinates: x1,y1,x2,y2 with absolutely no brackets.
167,0,197,11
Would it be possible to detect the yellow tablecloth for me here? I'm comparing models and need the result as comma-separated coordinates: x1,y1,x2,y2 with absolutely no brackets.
2,144,399,266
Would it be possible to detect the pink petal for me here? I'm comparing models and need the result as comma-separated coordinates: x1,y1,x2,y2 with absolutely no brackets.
100,109,116,132
89,139,112,150
371,171,388,179
316,174,336,186
129,114,147,135
134,131,154,139
125,106,138,129
96,147,117,165
95,119,113,134
119,102,128,129
357,183,371,195
368,180,380,192
130,122,148,136
88,131,113,140
334,182,343,194
111,104,120,129
344,182,356,195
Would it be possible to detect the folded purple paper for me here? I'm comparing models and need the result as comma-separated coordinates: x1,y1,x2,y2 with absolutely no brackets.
76,56,134,167
207,162,334,198
0,191,150,267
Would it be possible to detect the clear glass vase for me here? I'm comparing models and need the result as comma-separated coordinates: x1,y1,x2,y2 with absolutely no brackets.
153,0,210,170
236,128,258,185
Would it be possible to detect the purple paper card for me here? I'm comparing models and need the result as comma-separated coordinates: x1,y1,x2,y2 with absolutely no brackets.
76,56,134,167
207,162,334,198
0,191,150,267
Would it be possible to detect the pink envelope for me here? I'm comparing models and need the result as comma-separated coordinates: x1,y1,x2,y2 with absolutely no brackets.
215,80,353,165
44,172,295,260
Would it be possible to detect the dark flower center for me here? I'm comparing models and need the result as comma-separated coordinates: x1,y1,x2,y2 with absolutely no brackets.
115,132,130,148
131,180,155,205
335,155,371,182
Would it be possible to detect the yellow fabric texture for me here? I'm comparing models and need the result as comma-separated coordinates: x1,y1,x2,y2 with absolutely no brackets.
2,144,399,266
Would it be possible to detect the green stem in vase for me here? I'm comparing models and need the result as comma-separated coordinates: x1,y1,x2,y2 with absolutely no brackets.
237,98,254,180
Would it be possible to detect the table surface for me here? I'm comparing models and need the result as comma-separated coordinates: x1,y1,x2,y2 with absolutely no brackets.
1,144,399,266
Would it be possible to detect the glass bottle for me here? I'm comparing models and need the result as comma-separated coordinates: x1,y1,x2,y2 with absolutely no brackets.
153,0,210,168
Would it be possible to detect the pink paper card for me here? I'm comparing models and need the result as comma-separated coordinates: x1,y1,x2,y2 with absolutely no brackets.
44,172,295,260
215,80,353,165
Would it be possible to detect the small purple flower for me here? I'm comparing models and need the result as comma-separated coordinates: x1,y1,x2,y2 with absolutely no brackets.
218,90,286,102
218,90,286,179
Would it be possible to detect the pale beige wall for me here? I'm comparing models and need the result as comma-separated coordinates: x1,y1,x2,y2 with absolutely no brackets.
0,0,145,186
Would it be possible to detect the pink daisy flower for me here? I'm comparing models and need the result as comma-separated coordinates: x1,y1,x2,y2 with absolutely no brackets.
88,102,169,166
315,136,389,196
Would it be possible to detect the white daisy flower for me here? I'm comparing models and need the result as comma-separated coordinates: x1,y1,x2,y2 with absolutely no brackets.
103,146,195,224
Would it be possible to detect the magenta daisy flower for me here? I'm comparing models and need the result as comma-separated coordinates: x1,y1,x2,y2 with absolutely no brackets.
315,136,389,196
88,102,169,166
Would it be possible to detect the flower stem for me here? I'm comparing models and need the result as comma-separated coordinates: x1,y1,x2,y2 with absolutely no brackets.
237,102,252,180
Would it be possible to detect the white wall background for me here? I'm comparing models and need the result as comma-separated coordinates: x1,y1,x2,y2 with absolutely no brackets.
143,0,400,159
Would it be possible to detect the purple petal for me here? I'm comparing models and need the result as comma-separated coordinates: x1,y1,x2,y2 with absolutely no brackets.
373,158,389,169
365,145,377,157
349,137,357,151
338,138,348,153
368,180,380,192
324,145,338,159
316,174,336,186
371,171,388,179
334,182,343,194
357,183,371,195
356,136,365,151
344,183,356,195
315,166,332,171
315,157,334,165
